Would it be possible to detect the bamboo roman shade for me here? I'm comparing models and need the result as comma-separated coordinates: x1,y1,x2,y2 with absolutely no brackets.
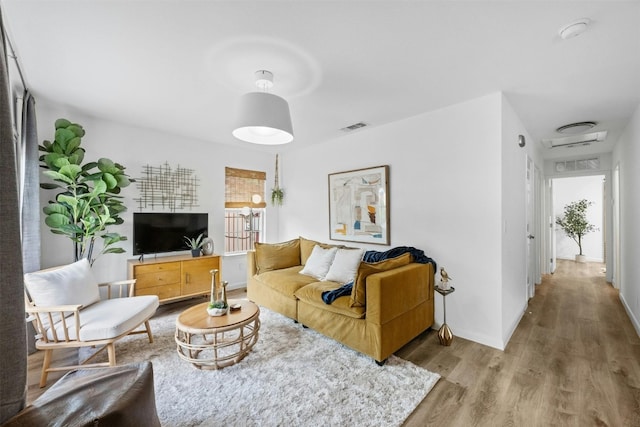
224,167,266,208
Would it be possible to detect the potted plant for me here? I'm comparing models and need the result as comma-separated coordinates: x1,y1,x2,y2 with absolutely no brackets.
39,119,133,266
184,233,205,257
271,154,284,206
555,199,597,263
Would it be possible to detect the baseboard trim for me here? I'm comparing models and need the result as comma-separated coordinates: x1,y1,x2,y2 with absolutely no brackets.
620,293,640,338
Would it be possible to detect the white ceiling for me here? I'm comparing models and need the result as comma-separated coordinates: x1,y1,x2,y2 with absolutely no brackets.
2,1,639,159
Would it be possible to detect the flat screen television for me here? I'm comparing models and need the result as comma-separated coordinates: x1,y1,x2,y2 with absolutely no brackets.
133,212,208,256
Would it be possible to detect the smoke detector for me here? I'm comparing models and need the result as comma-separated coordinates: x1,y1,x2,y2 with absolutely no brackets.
559,18,591,39
556,121,596,134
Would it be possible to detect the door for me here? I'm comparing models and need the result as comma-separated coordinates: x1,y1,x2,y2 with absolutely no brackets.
526,156,535,299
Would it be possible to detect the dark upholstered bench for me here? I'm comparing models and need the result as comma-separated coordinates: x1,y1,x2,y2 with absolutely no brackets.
2,362,160,427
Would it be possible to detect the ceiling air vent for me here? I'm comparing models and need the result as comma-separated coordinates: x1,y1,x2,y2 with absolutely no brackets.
340,122,369,132
541,131,607,149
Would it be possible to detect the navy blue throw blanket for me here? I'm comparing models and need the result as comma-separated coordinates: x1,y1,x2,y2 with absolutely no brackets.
321,281,354,304
321,246,437,305
363,246,437,270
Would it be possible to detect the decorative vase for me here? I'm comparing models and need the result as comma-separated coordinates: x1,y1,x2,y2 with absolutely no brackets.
201,237,214,255
207,269,228,316
575,254,587,263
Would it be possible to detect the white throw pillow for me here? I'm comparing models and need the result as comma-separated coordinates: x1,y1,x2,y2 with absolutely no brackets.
324,248,364,284
299,246,338,280
24,258,101,308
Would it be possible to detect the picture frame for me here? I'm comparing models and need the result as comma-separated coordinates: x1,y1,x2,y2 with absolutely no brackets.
328,165,389,245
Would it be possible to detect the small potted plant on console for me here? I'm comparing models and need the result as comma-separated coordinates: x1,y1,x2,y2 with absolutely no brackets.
184,233,205,257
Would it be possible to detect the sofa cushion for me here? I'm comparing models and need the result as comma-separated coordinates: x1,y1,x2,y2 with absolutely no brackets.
350,253,413,307
256,266,318,298
24,259,100,309
295,282,365,319
324,248,364,284
46,295,159,341
299,245,338,280
254,238,301,274
299,237,343,265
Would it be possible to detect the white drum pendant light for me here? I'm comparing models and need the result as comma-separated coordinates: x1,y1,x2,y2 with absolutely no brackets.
232,70,294,145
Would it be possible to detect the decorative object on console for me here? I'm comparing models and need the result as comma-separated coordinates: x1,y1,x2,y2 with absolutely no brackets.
183,233,205,257
39,119,134,266
134,162,199,211
271,154,285,206
328,165,390,245
232,70,294,145
201,237,214,255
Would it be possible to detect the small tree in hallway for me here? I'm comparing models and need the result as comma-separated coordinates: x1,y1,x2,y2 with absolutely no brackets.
555,199,597,259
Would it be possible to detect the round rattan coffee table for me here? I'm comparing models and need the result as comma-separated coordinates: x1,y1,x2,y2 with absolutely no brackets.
175,300,260,370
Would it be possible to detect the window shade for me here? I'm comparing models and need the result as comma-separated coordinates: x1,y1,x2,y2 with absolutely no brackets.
225,167,266,208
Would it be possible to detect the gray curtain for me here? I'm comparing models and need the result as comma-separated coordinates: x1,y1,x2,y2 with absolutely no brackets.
21,91,39,274
0,9,27,423
21,91,39,355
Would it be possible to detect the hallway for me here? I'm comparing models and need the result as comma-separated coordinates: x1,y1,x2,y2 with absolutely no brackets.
401,260,640,426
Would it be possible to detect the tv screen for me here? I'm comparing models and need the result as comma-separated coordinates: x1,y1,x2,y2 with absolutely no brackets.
133,213,208,256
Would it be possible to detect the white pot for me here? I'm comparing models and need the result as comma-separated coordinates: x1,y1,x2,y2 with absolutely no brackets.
575,254,587,263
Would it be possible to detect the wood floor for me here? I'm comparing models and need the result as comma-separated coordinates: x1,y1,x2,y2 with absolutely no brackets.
399,260,640,426
26,261,640,426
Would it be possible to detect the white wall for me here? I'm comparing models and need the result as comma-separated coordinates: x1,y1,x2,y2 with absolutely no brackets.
500,94,543,347
552,175,604,261
34,91,549,350
35,100,277,289
612,101,640,335
280,93,507,349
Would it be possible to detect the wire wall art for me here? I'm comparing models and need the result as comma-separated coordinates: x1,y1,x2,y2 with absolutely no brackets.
134,162,200,211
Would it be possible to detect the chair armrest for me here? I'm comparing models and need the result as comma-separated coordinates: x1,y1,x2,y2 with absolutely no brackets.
25,304,83,313
25,304,83,342
99,279,137,298
365,263,433,325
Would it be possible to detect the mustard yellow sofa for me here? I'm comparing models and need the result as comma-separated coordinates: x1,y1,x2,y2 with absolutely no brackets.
246,237,434,364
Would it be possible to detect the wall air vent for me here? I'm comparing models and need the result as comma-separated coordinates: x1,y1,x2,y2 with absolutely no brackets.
541,131,607,149
340,122,369,132
555,158,600,173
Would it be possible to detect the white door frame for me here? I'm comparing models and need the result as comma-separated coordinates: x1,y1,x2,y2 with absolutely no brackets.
613,163,621,289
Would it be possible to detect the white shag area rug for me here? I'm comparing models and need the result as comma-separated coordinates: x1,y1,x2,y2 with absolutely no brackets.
101,304,439,427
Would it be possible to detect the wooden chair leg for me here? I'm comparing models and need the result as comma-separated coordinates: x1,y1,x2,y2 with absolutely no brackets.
40,349,53,388
107,343,116,366
145,320,154,343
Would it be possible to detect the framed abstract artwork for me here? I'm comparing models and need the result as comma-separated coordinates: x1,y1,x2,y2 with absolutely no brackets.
328,165,390,245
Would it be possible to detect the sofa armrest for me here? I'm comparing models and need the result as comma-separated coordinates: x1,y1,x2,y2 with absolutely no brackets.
247,250,257,279
365,262,433,325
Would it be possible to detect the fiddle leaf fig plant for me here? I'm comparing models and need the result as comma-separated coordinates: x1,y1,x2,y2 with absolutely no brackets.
39,118,134,266
555,199,597,256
